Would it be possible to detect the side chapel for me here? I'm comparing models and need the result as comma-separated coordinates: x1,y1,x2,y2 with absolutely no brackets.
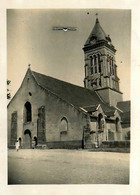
8,16,130,149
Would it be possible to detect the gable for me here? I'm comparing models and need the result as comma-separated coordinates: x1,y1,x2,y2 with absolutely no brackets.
8,68,44,108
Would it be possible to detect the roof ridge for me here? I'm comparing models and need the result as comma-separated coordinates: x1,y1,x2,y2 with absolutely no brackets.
31,70,110,111
31,71,88,115
117,100,130,103
82,104,99,108
32,70,88,90
32,70,103,98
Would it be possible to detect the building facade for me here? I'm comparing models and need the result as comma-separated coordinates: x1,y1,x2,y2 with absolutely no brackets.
8,17,130,149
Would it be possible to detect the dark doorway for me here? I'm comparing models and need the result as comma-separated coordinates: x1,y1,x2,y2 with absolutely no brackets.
24,129,31,148
34,136,37,147
19,137,22,148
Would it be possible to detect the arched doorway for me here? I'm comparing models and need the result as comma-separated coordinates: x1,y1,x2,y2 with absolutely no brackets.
24,129,31,148
98,114,103,131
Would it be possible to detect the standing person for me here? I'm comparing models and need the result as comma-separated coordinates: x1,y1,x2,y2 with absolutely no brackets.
32,139,36,149
15,139,20,152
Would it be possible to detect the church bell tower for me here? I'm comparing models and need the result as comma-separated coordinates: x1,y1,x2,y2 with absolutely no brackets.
83,15,123,106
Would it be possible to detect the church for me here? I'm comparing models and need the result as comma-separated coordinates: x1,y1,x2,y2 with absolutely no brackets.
8,16,130,149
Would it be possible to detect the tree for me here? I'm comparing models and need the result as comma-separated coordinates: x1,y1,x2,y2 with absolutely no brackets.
7,79,11,99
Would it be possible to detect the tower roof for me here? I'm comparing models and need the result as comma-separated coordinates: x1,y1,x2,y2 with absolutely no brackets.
85,17,110,46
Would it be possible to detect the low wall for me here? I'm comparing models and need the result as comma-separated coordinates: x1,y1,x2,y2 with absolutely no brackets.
46,140,83,149
102,141,130,148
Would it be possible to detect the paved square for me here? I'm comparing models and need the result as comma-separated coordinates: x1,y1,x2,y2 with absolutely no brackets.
8,149,129,184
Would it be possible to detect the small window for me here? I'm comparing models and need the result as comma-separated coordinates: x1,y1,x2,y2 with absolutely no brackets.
59,117,68,134
29,92,32,96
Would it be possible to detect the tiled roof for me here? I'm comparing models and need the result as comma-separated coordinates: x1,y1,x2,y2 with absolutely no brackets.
120,112,130,124
32,70,115,114
117,101,131,125
105,110,115,117
32,71,102,107
117,101,130,113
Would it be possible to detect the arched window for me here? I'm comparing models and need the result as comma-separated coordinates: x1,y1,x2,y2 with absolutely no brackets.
90,56,93,74
111,57,114,75
94,55,97,73
59,117,68,133
84,64,87,77
24,102,32,122
98,114,104,131
109,56,112,74
98,54,101,73
114,64,117,76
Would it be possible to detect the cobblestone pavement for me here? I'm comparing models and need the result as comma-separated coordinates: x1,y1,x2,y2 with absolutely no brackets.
8,149,129,184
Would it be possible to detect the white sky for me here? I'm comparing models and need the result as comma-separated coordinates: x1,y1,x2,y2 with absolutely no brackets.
7,9,131,101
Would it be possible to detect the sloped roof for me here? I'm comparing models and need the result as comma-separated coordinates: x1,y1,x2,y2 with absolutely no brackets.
32,70,115,114
117,101,130,113
82,105,99,112
105,110,115,117
85,18,108,46
32,70,102,107
120,112,130,124
117,101,131,125
82,104,116,116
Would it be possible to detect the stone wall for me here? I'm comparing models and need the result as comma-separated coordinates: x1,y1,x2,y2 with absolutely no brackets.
8,70,87,148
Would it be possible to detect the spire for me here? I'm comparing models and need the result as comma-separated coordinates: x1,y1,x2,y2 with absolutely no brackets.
84,14,107,46
95,13,99,23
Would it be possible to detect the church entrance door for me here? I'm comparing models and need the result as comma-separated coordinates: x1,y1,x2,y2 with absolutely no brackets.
24,129,31,149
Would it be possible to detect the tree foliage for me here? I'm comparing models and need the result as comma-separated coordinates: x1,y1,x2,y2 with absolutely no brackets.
7,79,11,99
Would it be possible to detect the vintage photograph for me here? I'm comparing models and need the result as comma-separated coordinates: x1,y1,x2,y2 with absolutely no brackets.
7,9,130,184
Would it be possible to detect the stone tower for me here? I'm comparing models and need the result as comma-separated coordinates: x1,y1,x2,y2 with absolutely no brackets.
83,16,123,106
